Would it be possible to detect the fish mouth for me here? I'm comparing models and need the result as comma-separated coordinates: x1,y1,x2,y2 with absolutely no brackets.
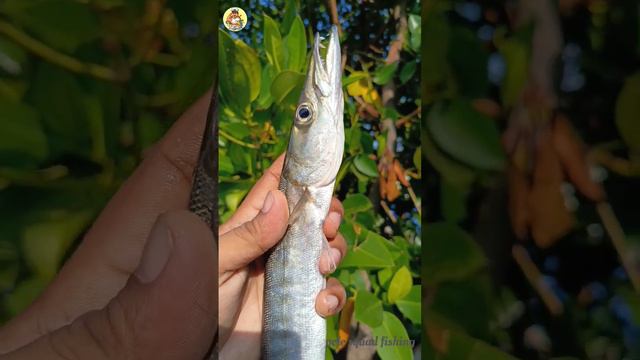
311,25,340,97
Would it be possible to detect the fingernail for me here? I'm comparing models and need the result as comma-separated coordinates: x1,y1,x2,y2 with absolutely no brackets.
135,218,174,284
328,211,342,226
325,295,339,312
330,248,342,266
261,191,275,213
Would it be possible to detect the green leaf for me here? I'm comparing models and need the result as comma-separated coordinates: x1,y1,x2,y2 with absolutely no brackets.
353,154,379,178
22,211,94,280
281,0,299,35
396,285,421,325
372,312,414,360
355,290,383,327
342,193,373,215
378,267,394,289
427,101,505,171
29,62,90,158
422,123,475,187
340,231,394,269
219,30,251,116
615,72,640,149
326,314,340,350
0,100,48,167
408,14,421,51
263,14,285,72
1,0,101,52
441,179,469,223
0,241,18,292
413,146,421,174
499,38,529,107
399,60,417,85
3,277,47,317
271,70,305,104
388,266,412,304
233,40,261,102
448,27,488,97
424,222,486,285
256,63,277,109
373,62,399,85
285,16,307,72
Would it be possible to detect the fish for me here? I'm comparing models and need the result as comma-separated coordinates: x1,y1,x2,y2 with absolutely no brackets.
187,79,219,359
262,25,344,360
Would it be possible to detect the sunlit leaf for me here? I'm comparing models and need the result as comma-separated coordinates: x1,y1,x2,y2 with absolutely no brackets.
271,70,305,104
339,231,394,269
343,193,373,215
355,290,383,327
387,266,412,304
353,154,379,178
424,222,486,285
372,312,414,360
285,16,307,72
615,72,640,150
396,285,421,325
263,14,285,71
373,62,399,85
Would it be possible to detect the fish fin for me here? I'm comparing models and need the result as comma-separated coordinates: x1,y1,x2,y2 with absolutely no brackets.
288,188,311,225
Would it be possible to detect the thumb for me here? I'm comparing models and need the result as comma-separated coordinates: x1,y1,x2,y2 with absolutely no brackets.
5,210,217,360
219,190,289,272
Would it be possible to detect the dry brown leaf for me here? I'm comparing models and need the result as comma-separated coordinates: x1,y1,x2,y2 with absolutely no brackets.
472,98,502,119
337,297,355,352
529,128,574,248
552,114,606,202
393,160,410,187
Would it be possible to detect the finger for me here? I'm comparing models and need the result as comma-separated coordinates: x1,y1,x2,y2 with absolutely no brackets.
3,211,217,359
219,154,285,234
315,278,346,317
319,233,347,274
219,190,289,274
0,91,213,352
323,198,344,239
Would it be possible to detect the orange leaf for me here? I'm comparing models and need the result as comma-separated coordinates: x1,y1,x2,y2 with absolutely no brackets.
337,297,355,352
552,114,606,202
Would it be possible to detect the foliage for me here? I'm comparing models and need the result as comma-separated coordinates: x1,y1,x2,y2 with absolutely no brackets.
424,0,640,359
218,0,421,359
0,0,214,322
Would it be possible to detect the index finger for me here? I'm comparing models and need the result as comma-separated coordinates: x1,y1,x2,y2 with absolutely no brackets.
0,90,213,351
219,154,285,234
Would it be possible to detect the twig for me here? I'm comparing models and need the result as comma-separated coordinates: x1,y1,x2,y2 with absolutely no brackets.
219,130,260,149
380,200,398,223
512,245,564,316
0,19,126,82
396,106,422,127
325,0,342,36
589,148,640,177
597,202,640,292
407,185,421,216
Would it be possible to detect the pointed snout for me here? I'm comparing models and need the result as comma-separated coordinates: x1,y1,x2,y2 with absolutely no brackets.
310,25,341,97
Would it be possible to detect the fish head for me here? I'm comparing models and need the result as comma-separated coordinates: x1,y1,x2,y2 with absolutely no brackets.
285,25,345,187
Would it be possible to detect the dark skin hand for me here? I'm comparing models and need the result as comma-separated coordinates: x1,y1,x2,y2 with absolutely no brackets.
0,91,347,359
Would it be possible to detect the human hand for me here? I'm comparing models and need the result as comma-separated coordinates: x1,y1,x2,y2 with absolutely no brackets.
217,155,348,359
0,91,347,359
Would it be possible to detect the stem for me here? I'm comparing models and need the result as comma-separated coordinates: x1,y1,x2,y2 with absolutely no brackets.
380,200,398,223
0,19,126,82
597,202,640,292
512,245,564,316
219,130,260,149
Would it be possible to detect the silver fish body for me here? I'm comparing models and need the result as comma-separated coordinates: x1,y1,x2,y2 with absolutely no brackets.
262,25,344,360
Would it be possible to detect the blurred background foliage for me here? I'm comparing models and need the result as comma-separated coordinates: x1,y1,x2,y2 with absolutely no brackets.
423,0,640,359
217,0,421,359
0,0,214,322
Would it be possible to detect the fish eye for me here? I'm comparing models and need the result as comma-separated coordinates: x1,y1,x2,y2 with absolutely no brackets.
295,104,313,125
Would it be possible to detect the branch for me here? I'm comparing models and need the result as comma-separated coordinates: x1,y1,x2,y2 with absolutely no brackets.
512,245,564,316
325,0,343,36
0,19,126,82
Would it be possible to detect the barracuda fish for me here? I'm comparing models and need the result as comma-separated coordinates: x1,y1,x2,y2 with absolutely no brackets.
262,25,344,360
